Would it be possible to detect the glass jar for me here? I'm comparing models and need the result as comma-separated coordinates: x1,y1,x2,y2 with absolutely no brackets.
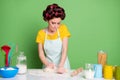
16,51,27,74
85,63,94,71
84,63,95,79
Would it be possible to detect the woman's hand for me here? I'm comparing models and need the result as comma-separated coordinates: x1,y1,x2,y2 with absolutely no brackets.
57,66,66,74
46,63,55,69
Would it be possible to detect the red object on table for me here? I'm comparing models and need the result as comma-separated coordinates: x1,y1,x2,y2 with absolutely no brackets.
1,45,11,67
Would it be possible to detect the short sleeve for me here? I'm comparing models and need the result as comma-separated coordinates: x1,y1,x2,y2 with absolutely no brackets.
59,24,71,39
36,30,45,44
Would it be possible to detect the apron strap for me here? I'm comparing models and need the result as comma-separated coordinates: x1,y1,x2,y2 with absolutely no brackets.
57,29,60,38
45,29,48,40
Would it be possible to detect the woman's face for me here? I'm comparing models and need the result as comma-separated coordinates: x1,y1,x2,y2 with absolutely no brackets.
48,17,61,32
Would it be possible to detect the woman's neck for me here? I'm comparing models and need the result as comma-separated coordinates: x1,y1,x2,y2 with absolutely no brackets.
47,28,57,35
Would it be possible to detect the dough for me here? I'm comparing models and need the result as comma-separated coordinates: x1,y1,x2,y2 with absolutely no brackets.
43,68,55,72
43,67,68,73
43,67,57,72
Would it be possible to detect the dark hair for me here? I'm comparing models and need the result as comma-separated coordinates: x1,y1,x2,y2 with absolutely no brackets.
43,3,66,21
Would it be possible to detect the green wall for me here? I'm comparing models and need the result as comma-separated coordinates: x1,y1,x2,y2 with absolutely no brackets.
0,0,120,69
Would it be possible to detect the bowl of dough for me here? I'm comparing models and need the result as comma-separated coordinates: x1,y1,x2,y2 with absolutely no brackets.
0,66,18,78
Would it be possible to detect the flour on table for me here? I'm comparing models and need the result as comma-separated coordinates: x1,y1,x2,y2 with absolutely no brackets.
28,69,70,78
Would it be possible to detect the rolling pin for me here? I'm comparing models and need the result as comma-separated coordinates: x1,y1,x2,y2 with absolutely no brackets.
71,67,83,77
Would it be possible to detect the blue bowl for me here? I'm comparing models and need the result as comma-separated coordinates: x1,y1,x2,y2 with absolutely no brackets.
0,67,18,78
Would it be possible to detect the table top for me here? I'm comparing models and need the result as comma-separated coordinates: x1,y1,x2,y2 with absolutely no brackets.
0,69,105,80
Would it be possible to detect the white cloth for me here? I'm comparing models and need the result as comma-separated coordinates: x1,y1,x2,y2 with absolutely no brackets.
43,29,70,69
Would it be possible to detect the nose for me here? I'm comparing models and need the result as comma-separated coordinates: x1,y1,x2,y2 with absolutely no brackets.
54,24,58,28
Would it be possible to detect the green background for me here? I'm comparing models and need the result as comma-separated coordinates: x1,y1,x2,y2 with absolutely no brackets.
0,0,120,69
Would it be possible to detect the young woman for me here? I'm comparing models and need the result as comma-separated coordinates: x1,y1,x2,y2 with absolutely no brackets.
36,3,71,74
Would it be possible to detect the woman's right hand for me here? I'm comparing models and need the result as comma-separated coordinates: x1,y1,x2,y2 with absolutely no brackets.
46,63,55,69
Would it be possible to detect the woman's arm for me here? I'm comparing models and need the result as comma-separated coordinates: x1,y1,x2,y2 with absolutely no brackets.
38,43,55,68
58,37,68,67
57,37,68,73
38,43,48,66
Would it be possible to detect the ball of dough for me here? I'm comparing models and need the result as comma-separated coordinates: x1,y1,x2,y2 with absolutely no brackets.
43,67,56,72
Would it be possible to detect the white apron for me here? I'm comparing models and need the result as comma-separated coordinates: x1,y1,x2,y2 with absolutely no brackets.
43,29,70,69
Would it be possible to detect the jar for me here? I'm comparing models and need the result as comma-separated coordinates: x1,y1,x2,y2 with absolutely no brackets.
103,65,113,79
84,63,95,79
115,66,120,80
94,64,102,78
98,50,107,66
16,52,27,74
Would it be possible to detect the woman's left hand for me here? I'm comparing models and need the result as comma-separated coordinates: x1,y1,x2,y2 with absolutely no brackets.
57,66,66,74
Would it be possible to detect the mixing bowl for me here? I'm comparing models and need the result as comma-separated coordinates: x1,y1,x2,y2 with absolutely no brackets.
0,66,18,78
